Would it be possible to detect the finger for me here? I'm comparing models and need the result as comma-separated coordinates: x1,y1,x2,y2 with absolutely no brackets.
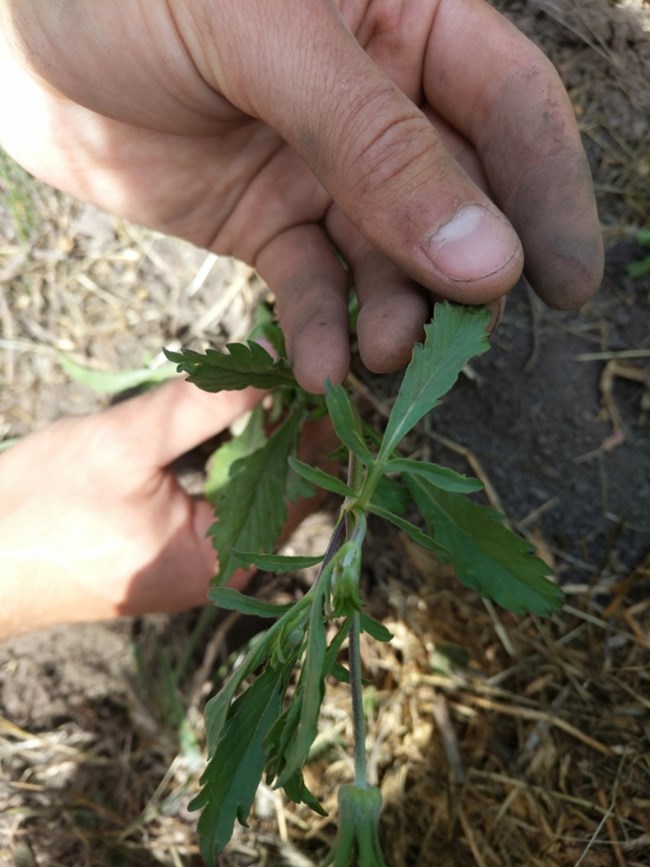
325,105,496,375
104,377,266,467
256,224,350,393
326,206,430,373
422,106,490,196
422,0,603,308
420,109,509,331
199,0,523,303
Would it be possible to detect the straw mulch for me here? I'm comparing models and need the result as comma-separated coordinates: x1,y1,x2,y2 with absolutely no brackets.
208,536,650,867
3,542,647,866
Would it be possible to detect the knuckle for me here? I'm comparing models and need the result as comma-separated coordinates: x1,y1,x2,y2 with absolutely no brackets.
346,105,436,199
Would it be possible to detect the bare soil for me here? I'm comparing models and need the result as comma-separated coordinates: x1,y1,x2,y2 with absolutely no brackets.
1,2,649,865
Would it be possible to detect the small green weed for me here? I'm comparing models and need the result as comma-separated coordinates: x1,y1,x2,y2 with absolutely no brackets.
167,303,561,865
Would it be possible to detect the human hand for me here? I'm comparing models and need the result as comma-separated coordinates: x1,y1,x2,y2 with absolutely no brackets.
0,0,603,391
0,379,333,640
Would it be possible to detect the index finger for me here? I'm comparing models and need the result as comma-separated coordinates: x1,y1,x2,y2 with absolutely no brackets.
423,0,603,309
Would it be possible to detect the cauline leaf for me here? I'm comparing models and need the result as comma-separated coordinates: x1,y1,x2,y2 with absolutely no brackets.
380,303,490,460
408,476,563,616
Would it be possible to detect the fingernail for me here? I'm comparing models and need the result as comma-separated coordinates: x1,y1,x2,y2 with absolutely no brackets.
425,204,519,282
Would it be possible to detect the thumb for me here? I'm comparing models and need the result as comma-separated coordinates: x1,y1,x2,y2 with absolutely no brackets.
209,0,523,302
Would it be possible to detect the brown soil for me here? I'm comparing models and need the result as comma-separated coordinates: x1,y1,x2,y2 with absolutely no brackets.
1,2,649,866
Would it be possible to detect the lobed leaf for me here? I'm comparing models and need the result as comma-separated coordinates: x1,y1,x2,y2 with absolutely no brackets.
165,340,297,391
277,588,328,785
269,619,353,792
408,476,563,615
192,665,285,864
202,623,285,753
283,769,327,816
208,411,302,585
265,693,303,783
379,304,490,460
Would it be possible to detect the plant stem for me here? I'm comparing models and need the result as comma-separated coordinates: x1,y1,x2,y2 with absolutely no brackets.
313,517,346,589
356,459,387,511
348,611,367,788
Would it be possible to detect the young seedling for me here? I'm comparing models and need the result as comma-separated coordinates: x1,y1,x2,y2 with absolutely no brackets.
166,302,561,865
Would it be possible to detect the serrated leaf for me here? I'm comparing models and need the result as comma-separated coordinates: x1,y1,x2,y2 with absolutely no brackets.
387,457,483,493
193,665,285,863
359,613,393,643
368,503,447,554
205,405,266,499
277,589,328,785
283,769,327,816
265,687,303,782
203,623,284,753
165,340,297,391
408,477,562,615
209,411,302,584
227,550,324,573
208,586,294,618
379,304,490,460
59,354,177,394
288,456,356,498
325,381,374,465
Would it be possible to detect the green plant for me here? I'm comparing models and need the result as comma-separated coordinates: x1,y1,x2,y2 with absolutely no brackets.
166,303,561,865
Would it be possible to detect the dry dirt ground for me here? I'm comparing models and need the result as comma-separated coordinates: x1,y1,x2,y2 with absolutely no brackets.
1,1,649,865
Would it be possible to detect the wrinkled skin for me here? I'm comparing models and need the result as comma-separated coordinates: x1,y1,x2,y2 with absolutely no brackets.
0,0,603,392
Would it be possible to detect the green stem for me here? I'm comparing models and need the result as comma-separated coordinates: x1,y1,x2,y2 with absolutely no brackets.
337,399,373,790
313,517,346,590
356,460,385,509
348,611,367,788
